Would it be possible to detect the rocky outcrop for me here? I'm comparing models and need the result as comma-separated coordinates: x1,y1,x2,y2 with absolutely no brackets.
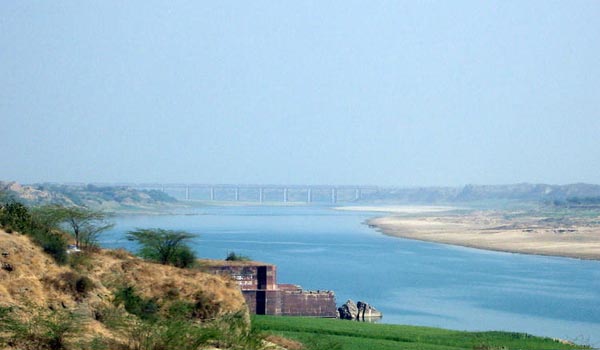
338,299,359,319
338,299,382,320
357,300,382,319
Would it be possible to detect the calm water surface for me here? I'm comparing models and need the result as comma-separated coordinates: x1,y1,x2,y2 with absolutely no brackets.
101,205,600,345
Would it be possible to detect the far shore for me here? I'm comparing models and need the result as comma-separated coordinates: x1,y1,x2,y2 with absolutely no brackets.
334,205,458,214
368,215,600,261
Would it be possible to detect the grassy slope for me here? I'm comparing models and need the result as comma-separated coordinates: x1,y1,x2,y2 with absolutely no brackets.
253,316,588,350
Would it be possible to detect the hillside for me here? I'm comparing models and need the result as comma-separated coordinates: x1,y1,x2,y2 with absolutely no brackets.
360,183,600,207
0,228,250,350
0,181,178,212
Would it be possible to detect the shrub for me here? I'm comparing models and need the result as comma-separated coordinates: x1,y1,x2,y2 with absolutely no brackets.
113,286,160,321
24,221,69,265
0,201,68,264
122,318,218,350
75,275,94,294
225,251,251,261
192,291,222,320
172,245,196,268
166,301,195,320
0,304,80,350
94,305,130,330
0,201,31,233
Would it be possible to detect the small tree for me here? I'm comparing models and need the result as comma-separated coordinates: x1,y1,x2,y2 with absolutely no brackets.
0,201,32,233
32,205,113,249
126,228,197,267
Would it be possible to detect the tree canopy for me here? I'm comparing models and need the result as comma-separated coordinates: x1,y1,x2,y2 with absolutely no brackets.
32,205,113,249
126,228,197,268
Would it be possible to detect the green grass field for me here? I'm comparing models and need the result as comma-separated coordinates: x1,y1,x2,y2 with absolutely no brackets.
252,316,589,350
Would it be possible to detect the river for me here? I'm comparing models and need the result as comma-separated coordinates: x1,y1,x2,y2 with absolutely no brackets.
101,205,600,345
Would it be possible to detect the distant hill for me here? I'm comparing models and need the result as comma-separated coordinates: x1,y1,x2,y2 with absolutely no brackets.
360,183,600,206
0,181,177,210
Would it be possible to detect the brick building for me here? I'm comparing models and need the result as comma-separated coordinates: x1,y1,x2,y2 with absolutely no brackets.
201,260,337,317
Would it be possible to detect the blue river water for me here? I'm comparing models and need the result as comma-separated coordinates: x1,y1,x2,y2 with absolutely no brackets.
100,205,600,345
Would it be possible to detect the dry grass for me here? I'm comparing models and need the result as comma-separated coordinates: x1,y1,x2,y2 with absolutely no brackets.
0,228,249,348
265,334,304,350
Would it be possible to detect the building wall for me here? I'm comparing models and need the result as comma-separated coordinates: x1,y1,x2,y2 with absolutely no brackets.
206,262,336,317
280,290,337,317
242,289,336,317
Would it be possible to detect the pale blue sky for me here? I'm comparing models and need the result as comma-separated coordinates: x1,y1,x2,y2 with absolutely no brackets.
1,1,599,186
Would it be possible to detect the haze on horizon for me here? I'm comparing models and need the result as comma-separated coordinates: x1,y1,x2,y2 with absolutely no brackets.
1,1,599,187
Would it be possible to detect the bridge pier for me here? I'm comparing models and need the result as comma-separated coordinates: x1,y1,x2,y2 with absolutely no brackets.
210,187,215,201
307,188,312,203
283,188,288,202
235,187,240,201
259,188,264,203
331,188,337,203
185,187,190,201
355,188,361,201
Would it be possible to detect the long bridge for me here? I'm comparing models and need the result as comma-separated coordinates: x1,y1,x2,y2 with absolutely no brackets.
97,183,379,203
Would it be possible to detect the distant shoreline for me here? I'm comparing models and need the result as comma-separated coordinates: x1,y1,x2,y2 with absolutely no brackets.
366,214,600,261
334,205,458,214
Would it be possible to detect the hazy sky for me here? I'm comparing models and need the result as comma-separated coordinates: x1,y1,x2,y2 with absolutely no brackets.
2,1,599,186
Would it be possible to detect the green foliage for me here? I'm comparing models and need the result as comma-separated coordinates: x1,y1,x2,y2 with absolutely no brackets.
225,251,251,261
120,318,219,350
165,301,195,320
113,286,160,321
0,201,32,232
0,200,69,264
27,221,69,265
252,315,589,350
32,205,113,249
212,311,264,350
0,305,80,350
55,272,93,297
126,228,197,267
191,290,222,320
172,245,197,268
104,291,260,350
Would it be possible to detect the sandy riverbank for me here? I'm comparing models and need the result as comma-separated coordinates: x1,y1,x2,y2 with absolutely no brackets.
368,214,600,260
335,205,457,214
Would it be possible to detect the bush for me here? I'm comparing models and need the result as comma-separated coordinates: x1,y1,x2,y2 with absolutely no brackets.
192,291,222,320
0,304,80,350
166,301,195,320
172,245,196,268
29,226,68,265
113,286,160,321
0,201,69,265
75,275,94,294
0,201,31,233
225,251,251,261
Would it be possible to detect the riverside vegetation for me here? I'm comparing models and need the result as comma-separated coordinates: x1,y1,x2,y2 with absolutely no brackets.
0,195,592,350
0,199,260,350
